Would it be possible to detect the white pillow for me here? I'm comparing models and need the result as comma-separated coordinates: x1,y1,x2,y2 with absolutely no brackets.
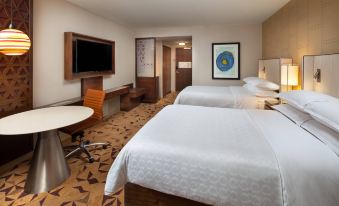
242,77,263,84
304,100,339,133
243,84,278,98
278,90,336,110
256,81,280,91
272,104,312,126
301,119,339,156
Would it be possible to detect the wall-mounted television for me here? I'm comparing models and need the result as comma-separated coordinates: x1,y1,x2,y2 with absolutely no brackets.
73,39,112,73
64,32,115,80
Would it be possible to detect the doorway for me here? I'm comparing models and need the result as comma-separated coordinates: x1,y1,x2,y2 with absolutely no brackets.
175,47,192,91
160,36,192,95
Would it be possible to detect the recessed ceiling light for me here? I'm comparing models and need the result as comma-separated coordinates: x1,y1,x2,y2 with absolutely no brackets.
179,42,185,46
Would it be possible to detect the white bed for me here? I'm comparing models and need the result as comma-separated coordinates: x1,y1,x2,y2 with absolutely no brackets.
174,85,273,109
105,105,339,206
174,58,292,109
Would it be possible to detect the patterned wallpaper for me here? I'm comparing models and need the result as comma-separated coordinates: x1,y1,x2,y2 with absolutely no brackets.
0,0,33,117
262,0,339,65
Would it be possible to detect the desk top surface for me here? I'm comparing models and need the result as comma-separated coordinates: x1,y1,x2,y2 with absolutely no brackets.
0,106,93,135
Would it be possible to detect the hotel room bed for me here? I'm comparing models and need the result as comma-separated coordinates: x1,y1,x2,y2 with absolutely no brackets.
105,104,339,206
173,85,273,109
173,58,290,109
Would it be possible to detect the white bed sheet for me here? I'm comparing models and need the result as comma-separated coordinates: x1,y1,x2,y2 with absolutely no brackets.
174,86,269,109
105,105,339,206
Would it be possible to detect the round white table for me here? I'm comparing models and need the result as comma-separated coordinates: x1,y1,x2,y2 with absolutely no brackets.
0,106,93,194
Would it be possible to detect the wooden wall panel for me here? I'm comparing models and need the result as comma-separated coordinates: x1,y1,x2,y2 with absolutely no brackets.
162,46,171,96
176,48,192,62
175,48,192,91
136,76,159,103
0,0,33,166
262,0,339,65
0,0,33,117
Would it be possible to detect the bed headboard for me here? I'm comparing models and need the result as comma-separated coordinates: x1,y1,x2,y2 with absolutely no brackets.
302,54,339,98
258,58,293,87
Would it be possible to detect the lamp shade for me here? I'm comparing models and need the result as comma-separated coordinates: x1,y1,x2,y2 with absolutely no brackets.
0,28,31,55
281,64,299,86
258,60,266,79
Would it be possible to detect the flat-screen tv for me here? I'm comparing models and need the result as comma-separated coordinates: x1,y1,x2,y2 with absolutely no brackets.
73,39,113,73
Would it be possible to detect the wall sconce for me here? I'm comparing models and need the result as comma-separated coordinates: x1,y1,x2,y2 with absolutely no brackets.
281,64,299,91
313,69,321,83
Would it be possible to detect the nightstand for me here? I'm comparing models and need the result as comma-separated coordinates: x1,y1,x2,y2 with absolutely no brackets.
264,98,281,110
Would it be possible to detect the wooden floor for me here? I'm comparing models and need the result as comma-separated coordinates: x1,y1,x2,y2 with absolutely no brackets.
0,93,177,206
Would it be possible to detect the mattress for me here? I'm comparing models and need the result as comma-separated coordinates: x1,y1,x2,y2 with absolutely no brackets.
105,105,339,206
174,85,271,109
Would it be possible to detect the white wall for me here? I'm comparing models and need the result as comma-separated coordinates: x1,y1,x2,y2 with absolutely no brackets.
33,0,135,108
136,25,262,87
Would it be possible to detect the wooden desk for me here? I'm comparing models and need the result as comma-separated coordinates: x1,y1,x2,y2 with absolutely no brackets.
37,86,130,108
120,88,146,111
105,86,129,100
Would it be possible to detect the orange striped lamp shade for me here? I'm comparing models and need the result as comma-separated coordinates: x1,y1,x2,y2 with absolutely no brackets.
0,29,31,56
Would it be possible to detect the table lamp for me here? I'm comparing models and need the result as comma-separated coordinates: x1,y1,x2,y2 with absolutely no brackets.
281,64,299,92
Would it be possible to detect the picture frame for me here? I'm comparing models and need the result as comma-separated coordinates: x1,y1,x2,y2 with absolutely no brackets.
212,42,240,80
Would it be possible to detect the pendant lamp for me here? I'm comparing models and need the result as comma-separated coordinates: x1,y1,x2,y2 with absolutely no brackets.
0,0,31,56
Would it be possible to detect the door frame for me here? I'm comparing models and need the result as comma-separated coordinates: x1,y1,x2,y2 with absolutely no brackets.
162,45,171,96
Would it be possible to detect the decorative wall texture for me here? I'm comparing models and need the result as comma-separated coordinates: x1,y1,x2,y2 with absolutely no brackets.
262,0,339,65
0,0,33,117
0,0,33,166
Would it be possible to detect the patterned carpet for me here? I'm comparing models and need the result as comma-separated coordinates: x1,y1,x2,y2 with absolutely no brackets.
0,93,177,206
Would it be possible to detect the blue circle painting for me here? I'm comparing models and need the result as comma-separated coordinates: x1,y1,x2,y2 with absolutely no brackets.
216,51,234,72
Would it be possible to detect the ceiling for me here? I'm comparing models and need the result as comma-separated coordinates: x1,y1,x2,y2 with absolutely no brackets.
160,36,192,48
67,0,290,28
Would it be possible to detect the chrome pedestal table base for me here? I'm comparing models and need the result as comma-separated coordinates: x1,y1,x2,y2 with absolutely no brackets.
24,130,70,194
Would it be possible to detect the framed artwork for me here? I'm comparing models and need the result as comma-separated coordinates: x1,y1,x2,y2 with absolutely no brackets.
212,42,240,80
136,38,156,77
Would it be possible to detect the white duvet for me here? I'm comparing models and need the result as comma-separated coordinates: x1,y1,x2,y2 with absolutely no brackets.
105,105,339,206
174,86,263,109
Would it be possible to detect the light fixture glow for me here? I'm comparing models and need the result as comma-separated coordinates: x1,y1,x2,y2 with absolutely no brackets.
281,64,299,91
0,29,31,55
179,42,186,46
184,47,191,50
0,0,31,56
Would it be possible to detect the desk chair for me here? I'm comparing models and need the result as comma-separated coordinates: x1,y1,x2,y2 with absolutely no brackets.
60,89,109,163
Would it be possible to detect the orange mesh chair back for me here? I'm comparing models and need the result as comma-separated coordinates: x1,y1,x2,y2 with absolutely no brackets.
61,89,108,163
83,89,105,120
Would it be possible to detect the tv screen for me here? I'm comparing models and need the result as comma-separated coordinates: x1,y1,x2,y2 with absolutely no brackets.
73,39,112,73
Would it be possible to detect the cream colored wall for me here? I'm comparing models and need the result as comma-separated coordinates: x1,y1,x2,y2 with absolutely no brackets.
262,0,339,65
33,0,135,109
135,24,262,87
